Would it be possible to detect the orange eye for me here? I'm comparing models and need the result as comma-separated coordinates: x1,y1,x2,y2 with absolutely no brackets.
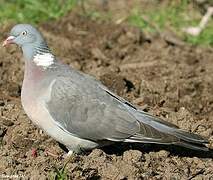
22,31,27,36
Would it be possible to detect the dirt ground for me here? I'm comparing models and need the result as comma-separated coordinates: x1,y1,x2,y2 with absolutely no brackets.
0,5,213,180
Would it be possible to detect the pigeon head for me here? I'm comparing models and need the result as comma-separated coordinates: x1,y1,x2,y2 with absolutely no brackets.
3,24,54,65
3,24,44,47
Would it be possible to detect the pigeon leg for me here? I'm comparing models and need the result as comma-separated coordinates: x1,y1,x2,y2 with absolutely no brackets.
62,150,74,159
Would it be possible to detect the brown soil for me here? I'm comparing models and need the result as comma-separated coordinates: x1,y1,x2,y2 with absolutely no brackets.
0,11,213,180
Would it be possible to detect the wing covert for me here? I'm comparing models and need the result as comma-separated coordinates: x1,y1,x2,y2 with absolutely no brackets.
45,77,140,141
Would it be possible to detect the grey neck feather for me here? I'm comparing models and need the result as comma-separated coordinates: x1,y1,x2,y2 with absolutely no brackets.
22,41,55,62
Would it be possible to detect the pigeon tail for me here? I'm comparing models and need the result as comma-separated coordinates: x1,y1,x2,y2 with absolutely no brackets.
128,110,209,151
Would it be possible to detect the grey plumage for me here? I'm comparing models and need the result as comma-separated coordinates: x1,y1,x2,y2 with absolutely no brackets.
4,24,209,154
45,64,208,151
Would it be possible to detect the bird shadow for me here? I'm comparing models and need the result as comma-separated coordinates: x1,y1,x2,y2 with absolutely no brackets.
58,141,213,158
100,143,213,159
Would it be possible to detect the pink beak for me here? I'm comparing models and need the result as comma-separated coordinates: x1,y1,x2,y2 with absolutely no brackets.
2,36,15,47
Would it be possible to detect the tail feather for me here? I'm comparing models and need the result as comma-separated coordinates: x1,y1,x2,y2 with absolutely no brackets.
127,109,209,151
173,129,208,144
175,141,209,151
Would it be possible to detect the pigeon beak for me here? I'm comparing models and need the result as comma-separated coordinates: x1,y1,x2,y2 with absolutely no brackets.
2,36,15,47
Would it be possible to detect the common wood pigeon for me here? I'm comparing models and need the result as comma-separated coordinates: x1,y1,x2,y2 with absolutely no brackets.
3,24,209,155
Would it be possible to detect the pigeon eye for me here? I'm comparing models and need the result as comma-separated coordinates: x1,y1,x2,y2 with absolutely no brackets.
22,31,27,36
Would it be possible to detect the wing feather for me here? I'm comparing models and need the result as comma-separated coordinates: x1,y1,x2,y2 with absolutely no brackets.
45,76,171,143
46,77,140,141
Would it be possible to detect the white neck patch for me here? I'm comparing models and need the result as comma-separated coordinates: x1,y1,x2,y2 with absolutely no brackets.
33,53,54,68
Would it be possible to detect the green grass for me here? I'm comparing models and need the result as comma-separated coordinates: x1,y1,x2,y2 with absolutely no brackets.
0,1,212,46
49,162,69,180
0,0,77,24
128,1,213,46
